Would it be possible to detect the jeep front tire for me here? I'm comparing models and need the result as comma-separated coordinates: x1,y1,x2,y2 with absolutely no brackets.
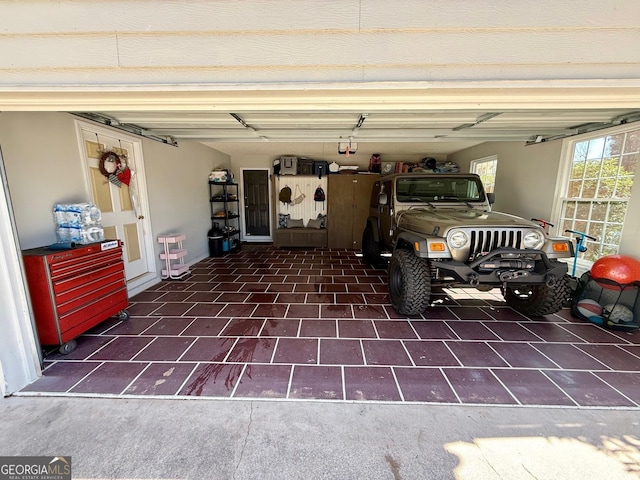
501,274,571,317
388,249,431,315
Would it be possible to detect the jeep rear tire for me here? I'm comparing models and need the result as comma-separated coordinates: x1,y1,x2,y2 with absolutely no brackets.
388,249,431,315
502,274,571,317
362,223,382,265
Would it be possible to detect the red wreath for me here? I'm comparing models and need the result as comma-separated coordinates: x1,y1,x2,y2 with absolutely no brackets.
99,151,131,186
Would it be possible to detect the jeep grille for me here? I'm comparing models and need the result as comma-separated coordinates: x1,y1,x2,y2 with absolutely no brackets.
452,228,524,261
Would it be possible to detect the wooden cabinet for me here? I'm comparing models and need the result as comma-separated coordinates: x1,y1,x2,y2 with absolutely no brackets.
22,240,129,354
327,174,379,249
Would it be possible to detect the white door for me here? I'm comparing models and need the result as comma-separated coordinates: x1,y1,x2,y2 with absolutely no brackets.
76,122,152,283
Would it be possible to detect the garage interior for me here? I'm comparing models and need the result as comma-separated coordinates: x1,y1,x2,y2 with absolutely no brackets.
8,93,640,407
2,1,640,408
4,3,640,479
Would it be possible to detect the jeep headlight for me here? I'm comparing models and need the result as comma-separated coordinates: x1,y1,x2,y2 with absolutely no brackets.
523,229,545,249
448,230,469,249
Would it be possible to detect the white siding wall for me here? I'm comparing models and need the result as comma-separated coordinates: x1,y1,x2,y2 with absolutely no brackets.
0,0,639,86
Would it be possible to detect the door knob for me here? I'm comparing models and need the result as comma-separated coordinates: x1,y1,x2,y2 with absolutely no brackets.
138,215,145,220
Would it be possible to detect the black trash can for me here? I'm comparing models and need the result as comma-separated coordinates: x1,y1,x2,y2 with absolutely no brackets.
208,226,224,257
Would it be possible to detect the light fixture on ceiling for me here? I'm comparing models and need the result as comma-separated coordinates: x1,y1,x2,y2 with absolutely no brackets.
338,137,357,156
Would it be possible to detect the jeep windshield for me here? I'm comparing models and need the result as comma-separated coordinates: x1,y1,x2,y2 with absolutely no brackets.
395,176,485,203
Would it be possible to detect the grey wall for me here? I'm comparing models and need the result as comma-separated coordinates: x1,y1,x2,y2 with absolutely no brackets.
448,135,640,260
0,112,229,270
448,140,563,222
143,138,230,264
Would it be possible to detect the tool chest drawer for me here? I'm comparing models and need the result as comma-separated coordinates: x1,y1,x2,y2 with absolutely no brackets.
22,240,129,354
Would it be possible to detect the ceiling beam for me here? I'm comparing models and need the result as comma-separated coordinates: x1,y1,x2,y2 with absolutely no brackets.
2,80,640,111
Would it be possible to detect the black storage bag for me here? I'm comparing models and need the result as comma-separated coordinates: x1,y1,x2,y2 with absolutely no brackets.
570,272,639,332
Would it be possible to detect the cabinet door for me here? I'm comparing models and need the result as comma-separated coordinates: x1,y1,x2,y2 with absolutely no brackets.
350,175,379,249
327,176,354,248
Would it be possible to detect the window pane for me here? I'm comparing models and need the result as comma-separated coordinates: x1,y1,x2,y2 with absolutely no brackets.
581,179,597,197
587,138,605,160
604,224,623,244
564,201,576,218
606,134,624,156
570,162,585,180
621,153,638,175
590,222,604,239
575,202,590,218
609,201,628,222
597,178,615,198
567,180,582,197
615,179,633,197
624,130,640,153
470,156,497,193
591,202,606,221
574,220,588,233
573,140,589,162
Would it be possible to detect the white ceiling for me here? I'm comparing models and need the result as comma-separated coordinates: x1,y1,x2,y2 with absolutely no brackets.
83,107,640,157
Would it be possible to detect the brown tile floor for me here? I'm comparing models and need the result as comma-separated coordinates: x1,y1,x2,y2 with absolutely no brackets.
20,245,640,407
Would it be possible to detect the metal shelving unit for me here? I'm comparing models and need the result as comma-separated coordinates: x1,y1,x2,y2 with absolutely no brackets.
209,181,241,253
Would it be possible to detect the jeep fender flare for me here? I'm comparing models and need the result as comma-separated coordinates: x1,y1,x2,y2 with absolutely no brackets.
394,231,431,256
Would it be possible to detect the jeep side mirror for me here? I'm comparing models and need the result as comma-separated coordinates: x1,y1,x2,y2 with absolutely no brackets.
378,192,388,205
487,193,495,204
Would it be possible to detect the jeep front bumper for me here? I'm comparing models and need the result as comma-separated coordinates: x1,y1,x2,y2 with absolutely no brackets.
425,247,568,286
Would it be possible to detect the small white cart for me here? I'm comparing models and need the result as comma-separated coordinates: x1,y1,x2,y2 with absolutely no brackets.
158,233,190,280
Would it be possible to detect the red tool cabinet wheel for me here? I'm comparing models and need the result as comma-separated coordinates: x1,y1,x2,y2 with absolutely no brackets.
58,340,77,355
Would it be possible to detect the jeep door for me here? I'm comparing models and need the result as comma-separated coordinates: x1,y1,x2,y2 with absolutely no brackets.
380,179,394,246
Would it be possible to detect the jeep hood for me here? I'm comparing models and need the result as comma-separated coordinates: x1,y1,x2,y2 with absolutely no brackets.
396,208,540,235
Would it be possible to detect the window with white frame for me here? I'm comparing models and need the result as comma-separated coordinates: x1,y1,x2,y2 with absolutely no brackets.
470,155,498,193
558,127,639,262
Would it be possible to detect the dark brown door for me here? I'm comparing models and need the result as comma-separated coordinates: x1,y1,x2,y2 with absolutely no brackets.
243,170,270,237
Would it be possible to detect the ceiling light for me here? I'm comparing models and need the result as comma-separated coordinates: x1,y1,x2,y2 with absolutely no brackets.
338,137,357,156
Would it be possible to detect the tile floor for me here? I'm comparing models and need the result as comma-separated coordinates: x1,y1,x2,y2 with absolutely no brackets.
20,245,640,407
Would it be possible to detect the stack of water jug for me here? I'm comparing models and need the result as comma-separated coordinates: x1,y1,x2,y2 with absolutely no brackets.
53,203,105,245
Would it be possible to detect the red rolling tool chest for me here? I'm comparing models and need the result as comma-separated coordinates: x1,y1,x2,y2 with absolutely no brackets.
22,240,129,354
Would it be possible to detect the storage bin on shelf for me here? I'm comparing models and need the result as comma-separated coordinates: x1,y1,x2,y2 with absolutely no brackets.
158,233,190,279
